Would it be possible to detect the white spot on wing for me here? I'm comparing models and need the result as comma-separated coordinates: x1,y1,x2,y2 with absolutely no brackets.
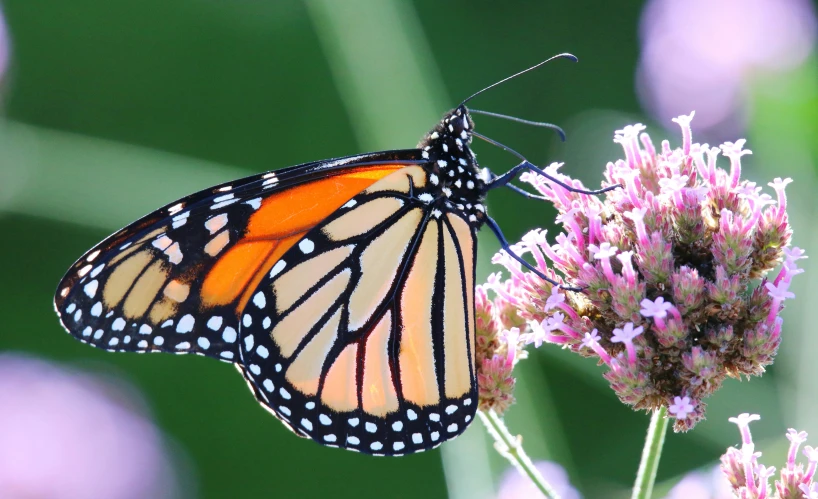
176,314,195,333
244,198,262,210
83,280,99,298
269,260,286,278
207,316,223,330
253,291,267,309
211,199,239,210
298,239,315,254
90,264,105,278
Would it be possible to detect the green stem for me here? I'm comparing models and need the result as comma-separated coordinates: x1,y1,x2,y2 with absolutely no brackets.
479,410,561,499
631,407,669,499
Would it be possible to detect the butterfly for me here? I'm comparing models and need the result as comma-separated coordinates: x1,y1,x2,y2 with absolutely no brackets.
54,54,613,456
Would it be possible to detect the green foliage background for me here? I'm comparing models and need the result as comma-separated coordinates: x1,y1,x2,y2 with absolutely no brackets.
1,1,816,497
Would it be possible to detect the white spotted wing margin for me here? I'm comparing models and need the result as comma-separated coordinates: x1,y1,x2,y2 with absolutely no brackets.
53,150,424,360
238,188,478,456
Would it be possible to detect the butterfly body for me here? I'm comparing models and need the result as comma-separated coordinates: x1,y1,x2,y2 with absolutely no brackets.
55,105,486,455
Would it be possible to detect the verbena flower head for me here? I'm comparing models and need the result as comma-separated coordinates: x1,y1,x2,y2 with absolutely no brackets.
720,414,818,498
481,113,803,429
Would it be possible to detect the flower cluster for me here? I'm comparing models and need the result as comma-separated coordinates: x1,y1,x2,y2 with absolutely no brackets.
475,284,527,414
720,414,818,498
480,112,804,429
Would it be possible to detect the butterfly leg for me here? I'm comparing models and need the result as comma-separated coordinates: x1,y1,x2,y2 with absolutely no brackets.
486,160,620,196
483,216,582,291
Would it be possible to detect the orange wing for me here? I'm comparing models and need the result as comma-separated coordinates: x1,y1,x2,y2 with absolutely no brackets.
54,152,419,359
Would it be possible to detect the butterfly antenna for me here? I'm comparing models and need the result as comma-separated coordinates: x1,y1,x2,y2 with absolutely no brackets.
469,109,567,142
459,53,578,107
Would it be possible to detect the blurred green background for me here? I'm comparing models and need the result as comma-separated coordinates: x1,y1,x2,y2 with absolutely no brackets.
1,1,817,498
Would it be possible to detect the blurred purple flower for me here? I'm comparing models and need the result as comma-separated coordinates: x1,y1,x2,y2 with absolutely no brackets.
0,6,8,81
497,461,582,499
637,0,817,137
664,466,733,499
0,354,181,499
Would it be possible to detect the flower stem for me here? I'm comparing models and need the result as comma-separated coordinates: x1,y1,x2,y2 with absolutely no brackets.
479,409,561,499
631,406,669,499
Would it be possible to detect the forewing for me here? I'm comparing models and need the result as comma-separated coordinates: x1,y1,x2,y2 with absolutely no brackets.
54,151,421,359
237,167,478,455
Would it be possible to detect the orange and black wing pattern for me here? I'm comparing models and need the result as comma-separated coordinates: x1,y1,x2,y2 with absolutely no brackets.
54,152,419,360
237,165,478,455
54,137,480,455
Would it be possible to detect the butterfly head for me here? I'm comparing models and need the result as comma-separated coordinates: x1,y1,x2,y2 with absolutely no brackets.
418,106,487,227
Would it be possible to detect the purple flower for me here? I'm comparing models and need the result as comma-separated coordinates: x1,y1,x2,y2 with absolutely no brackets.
611,322,644,367
663,466,733,499
0,354,180,499
720,414,818,498
801,483,818,499
0,7,8,82
668,396,695,420
581,329,612,366
482,114,802,431
497,461,582,499
638,0,817,137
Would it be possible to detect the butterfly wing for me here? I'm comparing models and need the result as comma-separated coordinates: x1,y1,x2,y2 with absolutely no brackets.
54,151,422,359
237,166,478,455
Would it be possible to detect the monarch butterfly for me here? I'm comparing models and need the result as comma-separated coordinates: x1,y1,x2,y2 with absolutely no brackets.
54,54,613,456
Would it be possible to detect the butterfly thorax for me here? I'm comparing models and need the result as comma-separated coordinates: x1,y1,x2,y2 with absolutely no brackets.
417,106,487,229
